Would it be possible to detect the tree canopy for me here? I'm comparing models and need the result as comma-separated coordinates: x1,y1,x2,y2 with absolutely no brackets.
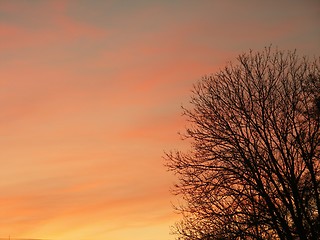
166,48,320,240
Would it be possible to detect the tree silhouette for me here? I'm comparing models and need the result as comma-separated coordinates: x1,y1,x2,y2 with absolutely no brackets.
166,47,320,240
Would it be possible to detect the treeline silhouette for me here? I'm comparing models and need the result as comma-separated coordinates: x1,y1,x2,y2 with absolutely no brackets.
166,47,320,239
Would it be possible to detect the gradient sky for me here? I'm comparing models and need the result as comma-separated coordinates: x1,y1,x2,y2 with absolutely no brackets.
0,1,319,239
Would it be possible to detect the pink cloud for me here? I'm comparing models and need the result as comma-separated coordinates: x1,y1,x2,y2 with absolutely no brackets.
0,1,107,51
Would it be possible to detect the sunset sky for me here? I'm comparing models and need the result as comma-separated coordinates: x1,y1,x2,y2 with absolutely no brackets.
0,1,319,239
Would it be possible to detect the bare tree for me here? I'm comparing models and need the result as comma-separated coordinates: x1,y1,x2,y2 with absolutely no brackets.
166,47,320,240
